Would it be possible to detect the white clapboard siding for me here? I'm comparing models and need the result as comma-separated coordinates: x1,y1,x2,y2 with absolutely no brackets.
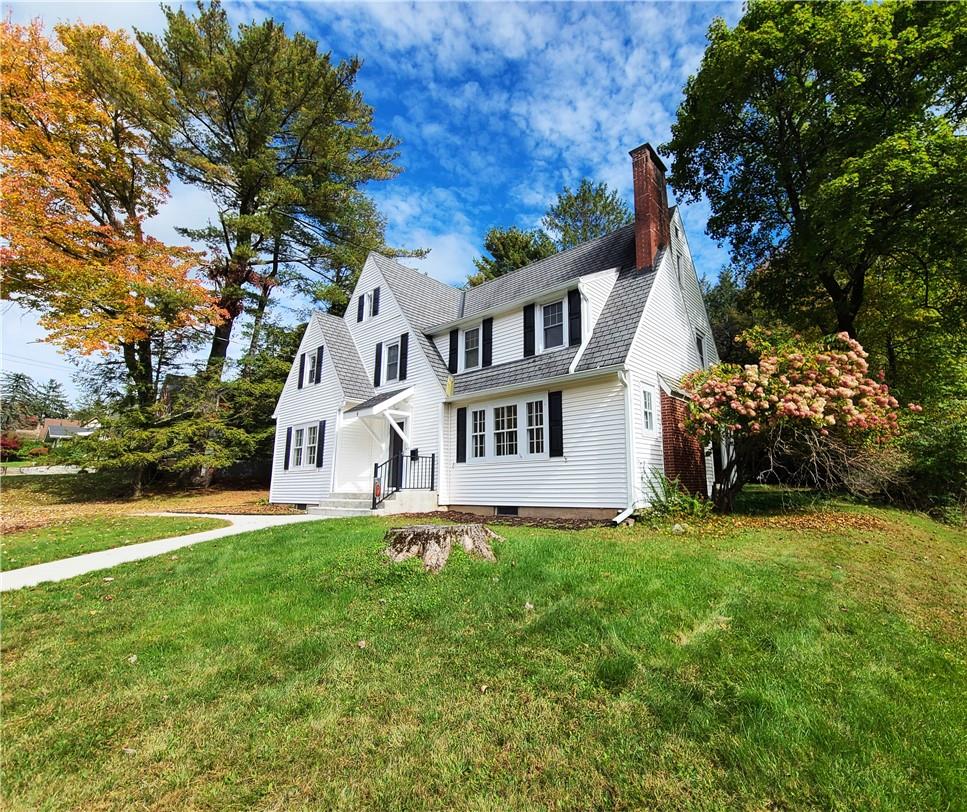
346,257,444,462
489,309,522,366
269,318,344,504
625,214,719,501
581,268,619,336
445,376,627,508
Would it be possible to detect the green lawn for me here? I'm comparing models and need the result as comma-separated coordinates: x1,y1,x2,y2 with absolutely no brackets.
2,500,964,809
1,515,230,570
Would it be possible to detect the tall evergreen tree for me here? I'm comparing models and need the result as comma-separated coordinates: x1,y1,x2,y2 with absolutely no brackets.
469,227,555,287
137,1,405,374
0,372,40,430
542,179,632,249
34,379,71,420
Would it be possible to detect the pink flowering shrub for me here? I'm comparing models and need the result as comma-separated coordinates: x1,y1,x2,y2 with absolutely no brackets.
682,328,918,511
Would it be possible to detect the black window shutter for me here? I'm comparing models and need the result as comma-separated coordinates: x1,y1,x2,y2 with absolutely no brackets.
372,286,380,316
283,427,292,470
482,317,493,367
448,329,459,373
523,304,535,357
357,295,365,322
373,342,382,387
297,353,305,389
456,407,467,463
568,289,582,346
399,333,409,381
315,346,324,384
316,421,326,467
549,391,564,457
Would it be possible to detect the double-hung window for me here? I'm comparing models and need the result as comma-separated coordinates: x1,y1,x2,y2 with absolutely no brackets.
386,342,400,382
542,300,564,349
464,327,480,370
493,404,518,456
695,333,706,368
526,399,544,454
305,425,318,466
471,409,486,458
642,388,655,432
292,424,318,468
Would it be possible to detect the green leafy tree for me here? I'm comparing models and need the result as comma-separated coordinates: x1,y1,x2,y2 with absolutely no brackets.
469,227,555,287
542,179,632,250
664,0,967,340
137,1,406,373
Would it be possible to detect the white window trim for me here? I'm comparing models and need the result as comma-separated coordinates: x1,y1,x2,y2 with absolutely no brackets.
461,392,550,463
291,422,319,470
462,325,481,372
540,298,566,353
641,386,656,434
307,351,318,384
383,341,400,383
470,408,487,459
695,331,706,368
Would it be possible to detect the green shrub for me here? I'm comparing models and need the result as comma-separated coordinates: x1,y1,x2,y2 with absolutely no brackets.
639,471,712,521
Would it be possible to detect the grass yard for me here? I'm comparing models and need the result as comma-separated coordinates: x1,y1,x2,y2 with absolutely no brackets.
1,515,230,570
2,495,965,809
1,471,298,536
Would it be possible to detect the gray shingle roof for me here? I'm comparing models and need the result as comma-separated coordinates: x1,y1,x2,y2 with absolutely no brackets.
452,345,580,396
371,254,463,330
345,388,410,413
575,265,658,373
458,223,637,320
314,312,374,401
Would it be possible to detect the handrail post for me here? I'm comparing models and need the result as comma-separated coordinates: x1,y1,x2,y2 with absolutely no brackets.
430,453,435,491
372,462,379,510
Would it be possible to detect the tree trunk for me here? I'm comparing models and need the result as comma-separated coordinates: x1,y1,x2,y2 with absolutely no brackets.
384,524,501,572
207,314,236,375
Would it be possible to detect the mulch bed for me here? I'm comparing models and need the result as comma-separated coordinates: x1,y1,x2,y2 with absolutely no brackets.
392,510,613,531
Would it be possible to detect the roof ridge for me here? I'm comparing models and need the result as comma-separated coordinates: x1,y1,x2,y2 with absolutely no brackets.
465,221,636,299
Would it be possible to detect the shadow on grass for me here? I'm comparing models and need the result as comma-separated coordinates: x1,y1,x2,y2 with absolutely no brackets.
731,485,842,516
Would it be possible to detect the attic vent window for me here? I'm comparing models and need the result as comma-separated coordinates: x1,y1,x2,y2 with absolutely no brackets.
696,333,706,368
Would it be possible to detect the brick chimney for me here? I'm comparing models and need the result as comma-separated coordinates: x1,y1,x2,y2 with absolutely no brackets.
630,143,670,270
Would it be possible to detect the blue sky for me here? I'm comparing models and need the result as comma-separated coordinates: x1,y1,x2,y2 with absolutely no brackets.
2,1,741,397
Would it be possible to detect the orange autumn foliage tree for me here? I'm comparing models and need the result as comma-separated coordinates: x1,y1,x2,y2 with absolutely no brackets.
0,21,221,408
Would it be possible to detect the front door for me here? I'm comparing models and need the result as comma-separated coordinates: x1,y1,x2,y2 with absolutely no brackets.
389,420,405,490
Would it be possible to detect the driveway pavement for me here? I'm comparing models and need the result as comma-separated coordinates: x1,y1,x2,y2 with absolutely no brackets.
1,512,327,592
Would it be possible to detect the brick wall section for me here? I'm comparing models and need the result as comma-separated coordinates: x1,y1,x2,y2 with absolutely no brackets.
660,390,708,497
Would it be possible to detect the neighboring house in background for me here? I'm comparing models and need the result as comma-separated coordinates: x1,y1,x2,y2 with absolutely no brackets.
270,143,719,520
40,419,98,445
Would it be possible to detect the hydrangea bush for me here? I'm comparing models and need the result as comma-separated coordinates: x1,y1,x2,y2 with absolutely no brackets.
681,328,919,512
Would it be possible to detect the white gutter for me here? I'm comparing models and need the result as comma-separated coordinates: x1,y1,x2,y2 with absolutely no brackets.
614,369,639,525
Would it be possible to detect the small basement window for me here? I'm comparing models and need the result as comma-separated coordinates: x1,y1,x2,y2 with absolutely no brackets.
495,506,519,516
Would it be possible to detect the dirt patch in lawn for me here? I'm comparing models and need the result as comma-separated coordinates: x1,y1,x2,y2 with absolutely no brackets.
1,474,299,534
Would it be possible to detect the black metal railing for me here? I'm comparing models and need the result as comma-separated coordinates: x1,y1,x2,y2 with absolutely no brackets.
372,452,436,509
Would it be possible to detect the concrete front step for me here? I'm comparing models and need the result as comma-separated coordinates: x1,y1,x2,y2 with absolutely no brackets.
312,498,372,509
306,506,372,518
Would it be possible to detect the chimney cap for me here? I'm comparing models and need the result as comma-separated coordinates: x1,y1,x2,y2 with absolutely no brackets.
629,142,667,173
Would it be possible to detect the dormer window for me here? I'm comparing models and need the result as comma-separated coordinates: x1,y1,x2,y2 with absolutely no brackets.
357,286,381,322
542,301,564,349
463,326,480,370
307,350,318,384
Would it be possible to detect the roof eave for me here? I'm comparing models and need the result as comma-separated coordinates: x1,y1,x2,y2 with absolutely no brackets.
445,365,622,403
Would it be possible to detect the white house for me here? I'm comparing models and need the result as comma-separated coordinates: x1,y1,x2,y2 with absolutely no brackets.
269,143,719,520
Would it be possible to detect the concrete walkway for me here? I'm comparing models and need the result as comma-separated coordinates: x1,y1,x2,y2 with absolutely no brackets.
1,512,327,592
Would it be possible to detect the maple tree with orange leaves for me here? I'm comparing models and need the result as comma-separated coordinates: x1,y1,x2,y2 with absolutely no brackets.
0,20,222,409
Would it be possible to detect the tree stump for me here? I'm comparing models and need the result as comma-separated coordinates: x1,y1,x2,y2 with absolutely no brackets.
384,524,500,573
